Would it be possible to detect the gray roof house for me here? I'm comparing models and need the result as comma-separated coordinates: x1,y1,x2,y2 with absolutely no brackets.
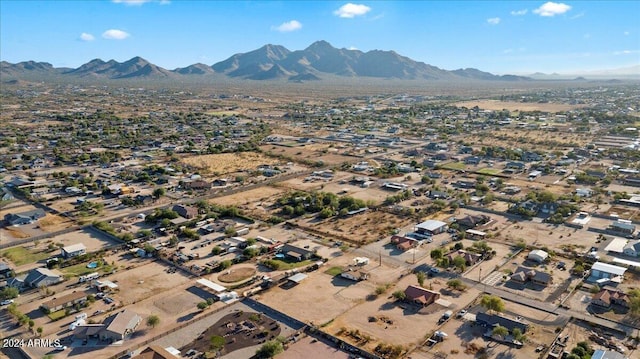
4,209,46,225
24,268,63,288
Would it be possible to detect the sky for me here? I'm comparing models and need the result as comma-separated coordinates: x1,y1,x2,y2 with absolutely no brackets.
1,1,639,74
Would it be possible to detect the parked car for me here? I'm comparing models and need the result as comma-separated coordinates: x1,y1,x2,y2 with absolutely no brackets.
1,299,14,306
53,345,67,351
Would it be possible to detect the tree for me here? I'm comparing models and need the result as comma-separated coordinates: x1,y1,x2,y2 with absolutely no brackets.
220,260,232,270
430,248,443,260
480,295,505,313
492,325,509,339
152,187,165,199
255,340,284,358
146,314,160,328
197,302,209,310
0,286,19,300
210,335,225,351
416,271,426,287
512,327,525,342
392,290,406,301
446,279,465,291
452,256,466,272
211,246,222,255
36,326,43,336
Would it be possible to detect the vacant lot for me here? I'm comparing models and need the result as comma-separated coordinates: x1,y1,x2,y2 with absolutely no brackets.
324,273,481,354
297,211,415,245
258,269,368,325
182,152,280,175
454,100,586,112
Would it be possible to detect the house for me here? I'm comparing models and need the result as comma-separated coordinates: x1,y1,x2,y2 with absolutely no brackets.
390,235,419,251
456,215,490,230
0,263,14,279
134,194,153,205
101,309,142,341
622,241,640,257
61,243,87,259
137,345,180,359
40,291,88,313
280,244,314,262
592,287,630,308
527,249,549,263
476,312,528,334
576,188,593,198
446,250,482,266
510,266,552,286
4,209,46,225
453,180,475,189
404,285,440,306
464,156,481,165
591,349,629,359
505,161,526,171
522,152,542,162
415,220,448,236
24,268,63,288
503,186,521,195
589,262,627,284
75,309,142,342
623,177,640,187
172,204,198,219
609,220,635,236
427,190,449,200
183,180,211,190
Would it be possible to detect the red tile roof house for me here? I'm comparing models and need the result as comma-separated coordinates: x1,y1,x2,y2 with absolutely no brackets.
390,235,418,251
404,285,440,306
592,287,630,308
446,250,482,266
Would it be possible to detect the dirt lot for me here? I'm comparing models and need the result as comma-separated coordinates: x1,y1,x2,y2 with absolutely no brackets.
296,210,416,245
46,226,121,254
279,335,350,359
210,185,285,207
258,266,375,325
181,152,281,175
496,251,574,303
103,257,193,306
324,273,481,353
453,100,587,112
432,300,564,359
260,144,360,166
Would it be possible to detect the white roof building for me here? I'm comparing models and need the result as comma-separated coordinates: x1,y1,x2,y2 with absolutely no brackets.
527,249,549,263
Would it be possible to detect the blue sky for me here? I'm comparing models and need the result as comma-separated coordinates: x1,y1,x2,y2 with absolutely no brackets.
1,1,638,74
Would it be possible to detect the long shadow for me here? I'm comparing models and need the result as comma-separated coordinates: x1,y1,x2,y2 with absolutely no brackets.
330,277,355,287
178,311,198,323
186,285,216,301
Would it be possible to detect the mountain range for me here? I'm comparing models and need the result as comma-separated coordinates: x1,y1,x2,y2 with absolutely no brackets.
2,40,535,82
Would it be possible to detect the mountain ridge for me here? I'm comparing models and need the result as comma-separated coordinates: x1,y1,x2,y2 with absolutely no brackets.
2,41,535,82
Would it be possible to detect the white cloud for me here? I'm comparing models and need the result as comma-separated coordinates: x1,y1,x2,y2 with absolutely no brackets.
510,9,528,16
487,17,501,25
272,20,302,32
613,50,640,55
79,33,95,41
112,0,151,5
624,31,630,36
334,3,371,18
533,2,571,17
102,29,131,40
348,46,358,50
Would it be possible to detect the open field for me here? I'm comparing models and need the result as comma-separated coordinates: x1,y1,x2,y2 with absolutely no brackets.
297,211,416,245
1,246,50,266
210,185,286,207
454,100,587,112
181,152,280,175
